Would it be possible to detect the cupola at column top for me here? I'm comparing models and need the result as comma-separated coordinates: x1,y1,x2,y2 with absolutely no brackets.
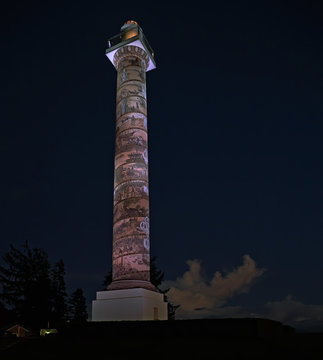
106,21,156,71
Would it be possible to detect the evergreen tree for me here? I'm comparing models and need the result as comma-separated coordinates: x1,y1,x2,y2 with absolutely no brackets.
0,301,15,327
150,256,180,321
102,269,112,289
50,259,67,327
0,242,52,328
150,255,165,288
68,288,88,323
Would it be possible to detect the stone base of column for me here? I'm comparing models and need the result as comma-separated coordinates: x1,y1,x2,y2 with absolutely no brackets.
92,288,168,321
107,279,156,291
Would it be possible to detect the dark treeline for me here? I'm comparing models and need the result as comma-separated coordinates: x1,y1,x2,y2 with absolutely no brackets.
0,243,179,330
0,242,87,329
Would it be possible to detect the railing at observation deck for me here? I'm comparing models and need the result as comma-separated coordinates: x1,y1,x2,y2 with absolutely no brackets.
106,27,155,61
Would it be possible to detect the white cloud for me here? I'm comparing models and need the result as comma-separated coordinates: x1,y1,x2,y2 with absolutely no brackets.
265,295,323,323
163,254,266,318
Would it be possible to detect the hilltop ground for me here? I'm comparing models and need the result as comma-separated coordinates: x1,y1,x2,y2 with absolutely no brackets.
1,319,323,359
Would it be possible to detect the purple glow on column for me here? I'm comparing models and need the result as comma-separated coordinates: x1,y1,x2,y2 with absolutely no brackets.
109,45,154,290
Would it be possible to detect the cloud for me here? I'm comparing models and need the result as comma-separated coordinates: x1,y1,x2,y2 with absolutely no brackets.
163,254,266,318
162,258,323,330
265,295,323,324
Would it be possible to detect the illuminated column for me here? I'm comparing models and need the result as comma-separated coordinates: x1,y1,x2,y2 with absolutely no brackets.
92,21,167,321
109,45,154,291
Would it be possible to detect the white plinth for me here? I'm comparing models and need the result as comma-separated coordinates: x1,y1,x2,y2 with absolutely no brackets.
92,288,168,321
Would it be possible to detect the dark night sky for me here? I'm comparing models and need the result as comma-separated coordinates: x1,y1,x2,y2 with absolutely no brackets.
1,1,323,329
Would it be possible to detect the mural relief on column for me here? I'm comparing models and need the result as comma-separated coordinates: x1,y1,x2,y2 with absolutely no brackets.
113,254,150,281
111,45,152,286
116,114,147,134
115,128,147,155
114,217,148,241
114,197,149,222
116,96,147,118
117,81,146,100
114,163,148,185
114,181,149,206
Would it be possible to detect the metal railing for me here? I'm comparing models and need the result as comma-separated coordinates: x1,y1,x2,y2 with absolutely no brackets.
106,27,155,60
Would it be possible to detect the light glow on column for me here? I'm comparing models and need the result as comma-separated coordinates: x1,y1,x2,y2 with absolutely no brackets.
112,45,151,283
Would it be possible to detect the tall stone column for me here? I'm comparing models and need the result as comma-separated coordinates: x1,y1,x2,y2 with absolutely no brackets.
109,45,155,291
92,21,167,321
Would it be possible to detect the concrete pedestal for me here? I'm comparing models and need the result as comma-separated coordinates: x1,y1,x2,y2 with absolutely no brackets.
92,288,168,321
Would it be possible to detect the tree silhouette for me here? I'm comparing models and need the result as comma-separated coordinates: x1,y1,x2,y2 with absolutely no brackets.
0,242,52,328
102,269,112,290
0,242,71,329
51,260,67,327
0,300,14,327
68,288,88,323
150,256,180,320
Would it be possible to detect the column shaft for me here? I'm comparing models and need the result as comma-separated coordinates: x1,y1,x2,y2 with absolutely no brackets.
109,46,154,291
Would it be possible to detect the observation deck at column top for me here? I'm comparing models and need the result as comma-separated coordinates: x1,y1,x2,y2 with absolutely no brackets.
105,20,156,72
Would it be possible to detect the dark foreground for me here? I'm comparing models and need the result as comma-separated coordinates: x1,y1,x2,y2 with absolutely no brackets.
1,318,323,359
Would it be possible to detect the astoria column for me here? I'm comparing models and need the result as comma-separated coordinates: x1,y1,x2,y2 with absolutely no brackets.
109,41,155,291
92,21,167,320
104,20,158,292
